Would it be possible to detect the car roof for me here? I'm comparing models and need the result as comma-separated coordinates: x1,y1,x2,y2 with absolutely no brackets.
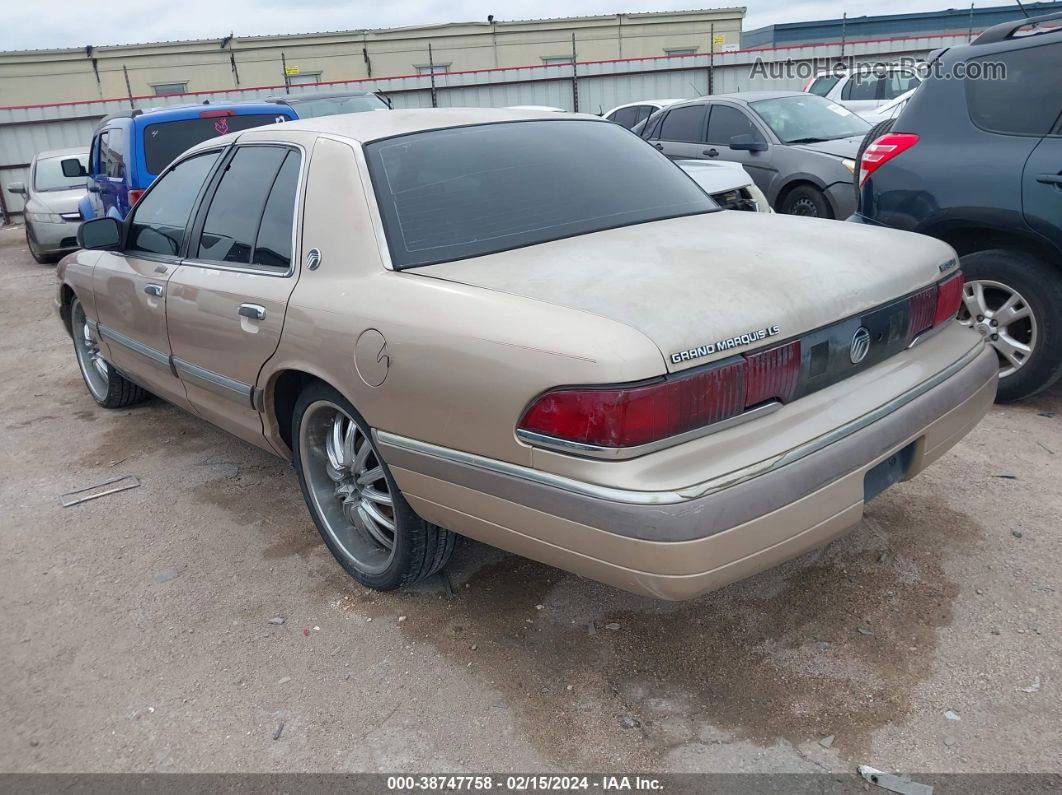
96,102,292,130
709,91,806,103
188,107,605,150
34,146,89,160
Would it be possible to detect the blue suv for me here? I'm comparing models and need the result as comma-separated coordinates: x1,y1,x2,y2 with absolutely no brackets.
853,11,1062,401
80,102,297,221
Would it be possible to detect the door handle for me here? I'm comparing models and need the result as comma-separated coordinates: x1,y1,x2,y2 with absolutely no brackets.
703,148,719,158
144,283,163,297
238,303,266,321
1036,173,1062,186
654,143,664,150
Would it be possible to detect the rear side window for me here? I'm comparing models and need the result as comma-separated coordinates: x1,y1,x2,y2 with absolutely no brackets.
366,119,715,268
705,105,764,144
807,76,839,96
657,105,707,142
608,106,639,128
128,151,220,256
842,74,881,101
143,114,285,175
195,146,299,271
884,72,920,99
966,43,1062,136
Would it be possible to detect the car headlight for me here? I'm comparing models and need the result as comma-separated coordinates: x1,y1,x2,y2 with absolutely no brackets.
841,158,857,174
26,211,63,223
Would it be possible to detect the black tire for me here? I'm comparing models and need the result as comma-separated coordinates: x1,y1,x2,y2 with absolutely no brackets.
26,225,56,265
958,249,1062,402
778,184,833,218
70,298,150,409
292,382,456,590
855,118,895,209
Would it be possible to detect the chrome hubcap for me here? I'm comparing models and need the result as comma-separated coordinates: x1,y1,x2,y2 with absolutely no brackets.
72,303,109,401
300,401,396,574
959,279,1037,378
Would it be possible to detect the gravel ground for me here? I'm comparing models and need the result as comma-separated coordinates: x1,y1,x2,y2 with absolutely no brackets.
1,223,1059,774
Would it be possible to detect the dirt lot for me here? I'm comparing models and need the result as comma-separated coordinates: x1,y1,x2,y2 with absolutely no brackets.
1,222,1060,775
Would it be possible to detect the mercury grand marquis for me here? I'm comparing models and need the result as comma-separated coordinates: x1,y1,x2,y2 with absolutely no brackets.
56,109,997,600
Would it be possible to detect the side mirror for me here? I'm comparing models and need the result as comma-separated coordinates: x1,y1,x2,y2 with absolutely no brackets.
61,158,88,178
6,181,26,195
77,217,122,250
729,134,769,153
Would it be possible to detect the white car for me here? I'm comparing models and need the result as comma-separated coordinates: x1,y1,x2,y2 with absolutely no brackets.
675,159,771,213
603,98,686,129
858,88,916,125
804,66,920,115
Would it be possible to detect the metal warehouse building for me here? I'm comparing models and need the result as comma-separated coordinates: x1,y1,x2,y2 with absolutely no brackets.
743,0,1062,48
0,8,744,107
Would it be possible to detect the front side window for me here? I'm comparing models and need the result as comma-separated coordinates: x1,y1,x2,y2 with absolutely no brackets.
842,74,881,101
99,128,126,178
966,43,1062,136
705,105,764,144
365,119,716,269
34,154,89,192
657,104,707,143
142,114,285,176
806,75,839,97
750,94,870,144
196,146,298,270
286,94,388,118
128,151,220,256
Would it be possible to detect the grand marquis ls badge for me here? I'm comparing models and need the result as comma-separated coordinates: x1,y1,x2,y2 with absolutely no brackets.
850,326,871,364
669,325,781,365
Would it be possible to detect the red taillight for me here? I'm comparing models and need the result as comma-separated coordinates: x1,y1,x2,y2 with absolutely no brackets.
518,360,746,449
745,340,801,406
128,189,145,206
859,133,919,187
934,272,964,326
519,340,804,449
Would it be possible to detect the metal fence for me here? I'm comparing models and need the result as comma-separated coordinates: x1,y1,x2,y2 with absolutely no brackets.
0,31,974,222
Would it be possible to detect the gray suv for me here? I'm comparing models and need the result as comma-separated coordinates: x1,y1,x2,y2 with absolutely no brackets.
638,91,870,219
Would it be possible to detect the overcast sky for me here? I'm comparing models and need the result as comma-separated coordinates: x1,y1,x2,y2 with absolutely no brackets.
2,0,1017,51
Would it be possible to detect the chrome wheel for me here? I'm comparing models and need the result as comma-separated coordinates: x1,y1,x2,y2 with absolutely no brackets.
299,400,396,574
72,301,109,401
959,279,1037,379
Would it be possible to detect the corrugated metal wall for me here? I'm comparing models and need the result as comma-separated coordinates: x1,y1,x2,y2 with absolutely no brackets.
0,32,968,221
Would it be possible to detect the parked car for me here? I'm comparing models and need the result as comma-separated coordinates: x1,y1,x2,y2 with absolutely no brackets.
79,102,297,221
674,159,771,212
6,146,88,263
603,98,686,129
59,109,994,600
266,90,390,118
804,64,922,115
859,87,916,125
640,92,870,218
853,10,1062,401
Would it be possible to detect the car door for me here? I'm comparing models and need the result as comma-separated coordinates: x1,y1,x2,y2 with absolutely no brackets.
702,102,776,192
165,143,303,446
92,149,224,410
648,104,708,160
1023,131,1062,255
97,125,130,219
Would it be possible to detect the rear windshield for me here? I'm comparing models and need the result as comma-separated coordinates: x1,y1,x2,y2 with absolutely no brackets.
143,114,284,175
365,119,716,269
285,95,388,118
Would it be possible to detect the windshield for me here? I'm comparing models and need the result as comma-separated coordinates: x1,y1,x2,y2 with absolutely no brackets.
143,114,284,175
34,154,88,192
286,95,388,118
750,95,870,144
365,119,717,269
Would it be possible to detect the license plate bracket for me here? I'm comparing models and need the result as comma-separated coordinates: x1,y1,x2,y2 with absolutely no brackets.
863,442,916,503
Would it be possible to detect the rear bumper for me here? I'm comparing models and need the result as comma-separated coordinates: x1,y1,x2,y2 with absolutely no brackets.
380,344,997,600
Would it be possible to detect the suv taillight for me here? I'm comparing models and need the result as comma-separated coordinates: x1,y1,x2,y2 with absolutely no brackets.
518,340,801,450
859,133,919,187
128,189,145,206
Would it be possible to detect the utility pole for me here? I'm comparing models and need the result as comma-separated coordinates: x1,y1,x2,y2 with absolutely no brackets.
122,65,135,109
280,52,291,94
708,23,715,96
428,43,438,108
571,32,579,113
